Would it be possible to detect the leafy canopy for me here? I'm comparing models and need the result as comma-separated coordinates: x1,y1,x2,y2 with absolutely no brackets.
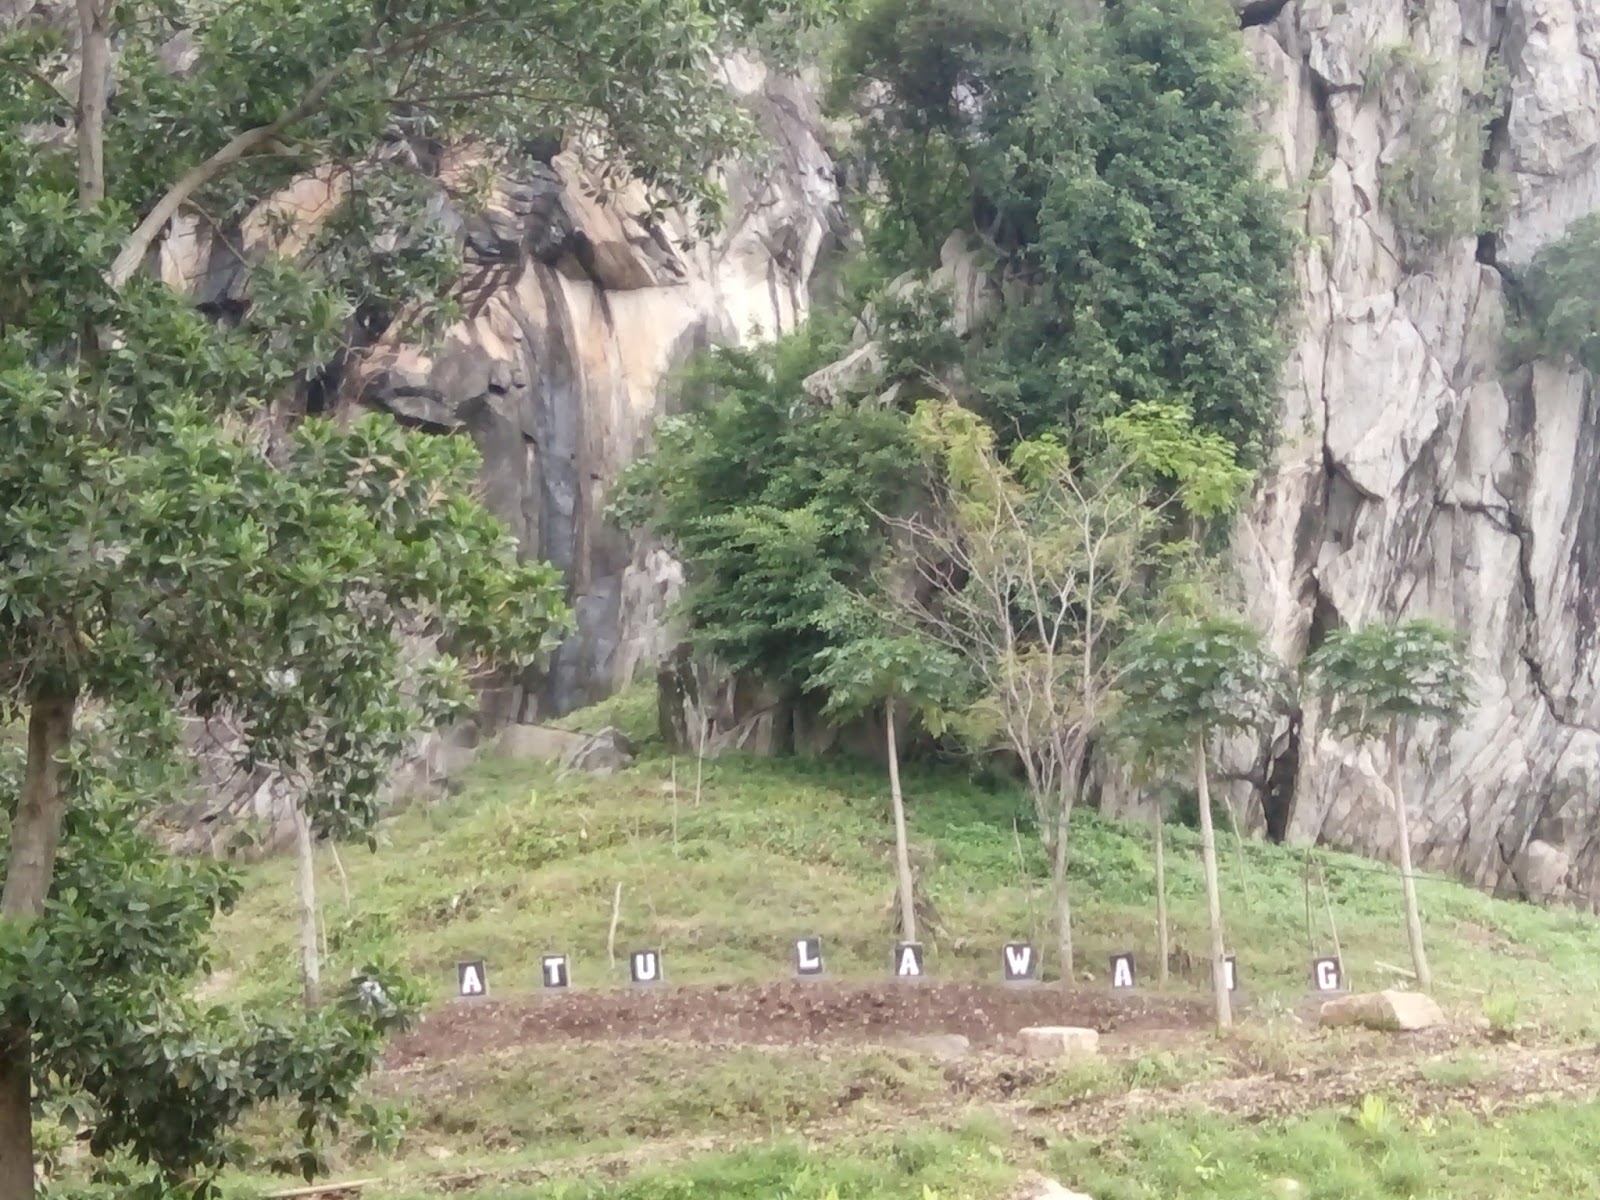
808,594,969,727
0,709,420,1193
1113,617,1290,762
1511,211,1600,374
1304,620,1473,743
835,0,1295,466
610,334,916,691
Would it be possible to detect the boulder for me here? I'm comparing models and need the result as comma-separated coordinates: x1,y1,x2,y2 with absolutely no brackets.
558,726,635,775
1516,839,1571,903
494,723,589,762
801,340,883,406
1318,990,1445,1033
1017,1026,1100,1059
1012,1172,1094,1200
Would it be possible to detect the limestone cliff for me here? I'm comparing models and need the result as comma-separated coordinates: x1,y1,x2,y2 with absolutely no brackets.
351,56,845,723
1198,0,1600,906
151,2,1600,898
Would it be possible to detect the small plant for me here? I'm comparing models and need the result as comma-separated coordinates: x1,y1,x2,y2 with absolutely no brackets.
351,1100,410,1158
1483,993,1521,1040
1355,1093,1396,1138
1189,1145,1225,1182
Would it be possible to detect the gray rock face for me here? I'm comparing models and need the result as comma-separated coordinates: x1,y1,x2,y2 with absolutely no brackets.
350,56,846,721
1103,0,1600,909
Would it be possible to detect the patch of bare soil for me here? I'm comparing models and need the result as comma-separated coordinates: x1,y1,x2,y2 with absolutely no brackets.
384,980,1211,1068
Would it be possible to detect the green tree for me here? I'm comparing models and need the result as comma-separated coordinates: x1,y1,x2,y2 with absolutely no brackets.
835,0,1294,460
1511,211,1600,373
810,604,965,943
1113,618,1289,1028
1,0,833,1184
611,335,917,696
1304,620,1473,991
2,707,423,1196
879,399,1243,976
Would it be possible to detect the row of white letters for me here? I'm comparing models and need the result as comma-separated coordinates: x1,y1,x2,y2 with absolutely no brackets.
453,941,1351,998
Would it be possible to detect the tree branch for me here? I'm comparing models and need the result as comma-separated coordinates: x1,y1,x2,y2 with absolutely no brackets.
108,58,352,287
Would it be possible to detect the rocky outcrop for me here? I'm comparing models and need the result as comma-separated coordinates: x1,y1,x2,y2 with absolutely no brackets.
350,56,846,721
1209,0,1600,905
141,54,844,845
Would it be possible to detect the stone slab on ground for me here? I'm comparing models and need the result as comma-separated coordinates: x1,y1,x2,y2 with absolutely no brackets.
1012,1171,1093,1200
1318,989,1445,1032
1017,1026,1100,1059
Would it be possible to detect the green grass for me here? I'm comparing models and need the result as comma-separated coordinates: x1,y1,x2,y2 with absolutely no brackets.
199,688,1600,1196
301,1097,1600,1200
1053,1097,1600,1199
211,687,1600,1032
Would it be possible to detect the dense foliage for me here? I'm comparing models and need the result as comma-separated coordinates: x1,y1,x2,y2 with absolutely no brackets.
1,0,842,1190
1,711,418,1193
838,0,1296,460
1512,211,1600,374
624,0,1292,702
611,334,915,690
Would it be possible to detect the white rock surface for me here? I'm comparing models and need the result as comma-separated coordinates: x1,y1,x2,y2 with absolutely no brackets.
1319,989,1447,1032
1012,1172,1094,1200
1104,0,1600,909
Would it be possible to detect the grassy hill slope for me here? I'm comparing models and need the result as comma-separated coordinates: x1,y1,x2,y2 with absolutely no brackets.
213,688,1598,1029
201,689,1600,1199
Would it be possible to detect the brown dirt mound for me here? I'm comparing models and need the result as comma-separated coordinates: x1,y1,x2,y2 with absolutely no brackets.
385,979,1210,1068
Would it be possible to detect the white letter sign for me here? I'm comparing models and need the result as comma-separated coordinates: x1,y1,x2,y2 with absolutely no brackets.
795,937,824,977
1002,942,1035,983
1110,952,1136,990
1313,956,1343,993
457,959,488,998
1221,955,1238,993
630,949,662,985
541,954,570,989
894,941,924,979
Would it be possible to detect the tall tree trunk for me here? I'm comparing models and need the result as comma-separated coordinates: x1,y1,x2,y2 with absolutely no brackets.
0,688,78,1200
1389,726,1431,990
1052,800,1072,979
75,0,111,206
7,6,113,1195
885,698,916,943
1194,733,1231,1029
293,802,322,1010
0,1031,31,1200
1153,804,1169,990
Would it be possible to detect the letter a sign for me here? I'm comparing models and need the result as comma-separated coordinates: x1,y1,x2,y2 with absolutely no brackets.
1110,952,1136,991
457,959,488,998
1001,942,1036,984
894,941,925,979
